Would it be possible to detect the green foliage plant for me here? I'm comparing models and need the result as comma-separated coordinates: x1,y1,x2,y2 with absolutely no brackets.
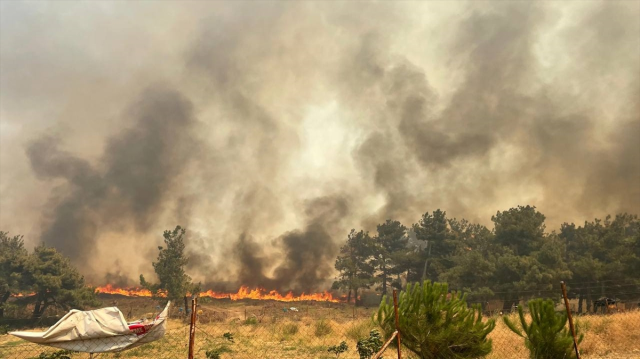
243,316,258,325
205,345,232,359
356,329,383,359
37,350,73,359
327,341,348,358
205,332,235,359
222,332,234,342
374,281,495,359
503,299,583,359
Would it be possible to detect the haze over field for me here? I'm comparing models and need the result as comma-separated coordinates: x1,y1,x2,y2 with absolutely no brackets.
1,1,638,291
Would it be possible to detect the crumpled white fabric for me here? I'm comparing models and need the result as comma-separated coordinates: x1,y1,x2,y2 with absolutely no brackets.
10,302,170,353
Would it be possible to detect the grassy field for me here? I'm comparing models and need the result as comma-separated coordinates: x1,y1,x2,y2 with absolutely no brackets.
1,297,639,359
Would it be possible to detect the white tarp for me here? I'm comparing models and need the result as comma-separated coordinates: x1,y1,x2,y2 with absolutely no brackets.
10,302,170,353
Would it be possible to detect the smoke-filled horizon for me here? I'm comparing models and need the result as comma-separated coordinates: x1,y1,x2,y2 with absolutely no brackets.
1,2,638,291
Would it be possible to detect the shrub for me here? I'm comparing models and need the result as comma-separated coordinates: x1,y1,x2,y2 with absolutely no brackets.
37,350,72,359
504,299,583,359
204,332,235,359
314,319,332,337
374,281,495,359
205,345,232,359
282,322,299,335
223,332,234,343
327,341,349,358
356,329,383,359
243,316,258,325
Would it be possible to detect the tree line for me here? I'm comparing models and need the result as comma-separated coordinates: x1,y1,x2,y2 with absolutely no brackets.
2,205,638,319
332,205,640,312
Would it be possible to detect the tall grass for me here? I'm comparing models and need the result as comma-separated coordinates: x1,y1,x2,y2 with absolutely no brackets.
488,310,640,359
3,304,639,359
345,319,376,341
314,319,333,337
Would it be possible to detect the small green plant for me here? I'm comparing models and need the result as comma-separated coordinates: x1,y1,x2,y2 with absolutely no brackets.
375,281,495,359
282,322,299,335
503,299,584,359
356,329,383,359
327,341,349,358
205,332,235,359
205,345,232,359
37,350,73,359
223,332,234,342
0,324,8,335
314,319,332,337
243,316,258,325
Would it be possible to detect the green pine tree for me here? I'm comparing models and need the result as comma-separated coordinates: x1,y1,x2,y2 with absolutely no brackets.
503,299,583,359
374,281,495,359
140,226,199,302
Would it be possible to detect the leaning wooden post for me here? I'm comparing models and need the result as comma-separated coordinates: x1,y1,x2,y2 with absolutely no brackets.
561,281,581,359
393,289,402,359
188,297,197,359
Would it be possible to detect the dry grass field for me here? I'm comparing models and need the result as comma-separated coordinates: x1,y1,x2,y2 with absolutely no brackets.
1,297,639,359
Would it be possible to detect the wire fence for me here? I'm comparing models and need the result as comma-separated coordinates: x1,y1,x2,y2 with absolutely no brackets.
2,284,640,359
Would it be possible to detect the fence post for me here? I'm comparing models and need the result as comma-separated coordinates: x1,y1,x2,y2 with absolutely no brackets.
561,281,581,359
188,297,197,359
393,289,402,359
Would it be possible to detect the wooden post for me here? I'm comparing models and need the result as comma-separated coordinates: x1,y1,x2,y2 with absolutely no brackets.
393,289,402,359
188,297,197,359
372,331,398,359
561,281,581,359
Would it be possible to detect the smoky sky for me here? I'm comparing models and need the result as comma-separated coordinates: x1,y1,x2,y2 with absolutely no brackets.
1,1,638,290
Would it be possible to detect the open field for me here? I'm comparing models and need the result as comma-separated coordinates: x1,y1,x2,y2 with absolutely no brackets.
1,296,639,359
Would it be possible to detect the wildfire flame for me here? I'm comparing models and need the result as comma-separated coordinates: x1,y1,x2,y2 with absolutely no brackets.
95,284,154,297
94,284,340,302
10,292,36,298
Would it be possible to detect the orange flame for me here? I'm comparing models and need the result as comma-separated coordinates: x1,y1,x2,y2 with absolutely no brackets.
200,286,339,302
95,284,154,297
94,284,340,302
11,292,36,298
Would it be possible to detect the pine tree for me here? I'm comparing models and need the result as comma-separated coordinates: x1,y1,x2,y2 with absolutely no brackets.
374,281,495,359
140,225,198,302
332,229,376,304
503,299,583,359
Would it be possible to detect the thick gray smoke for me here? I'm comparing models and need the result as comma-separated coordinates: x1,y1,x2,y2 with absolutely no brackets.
24,89,197,260
1,2,638,290
226,196,349,292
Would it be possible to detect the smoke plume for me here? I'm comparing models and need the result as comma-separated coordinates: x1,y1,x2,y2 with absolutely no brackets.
1,1,638,290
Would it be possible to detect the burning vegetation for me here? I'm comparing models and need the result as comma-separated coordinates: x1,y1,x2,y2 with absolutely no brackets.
95,284,340,303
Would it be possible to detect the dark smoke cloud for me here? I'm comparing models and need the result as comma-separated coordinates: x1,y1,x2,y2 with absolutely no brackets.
1,2,638,289
227,196,349,292
24,88,197,267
